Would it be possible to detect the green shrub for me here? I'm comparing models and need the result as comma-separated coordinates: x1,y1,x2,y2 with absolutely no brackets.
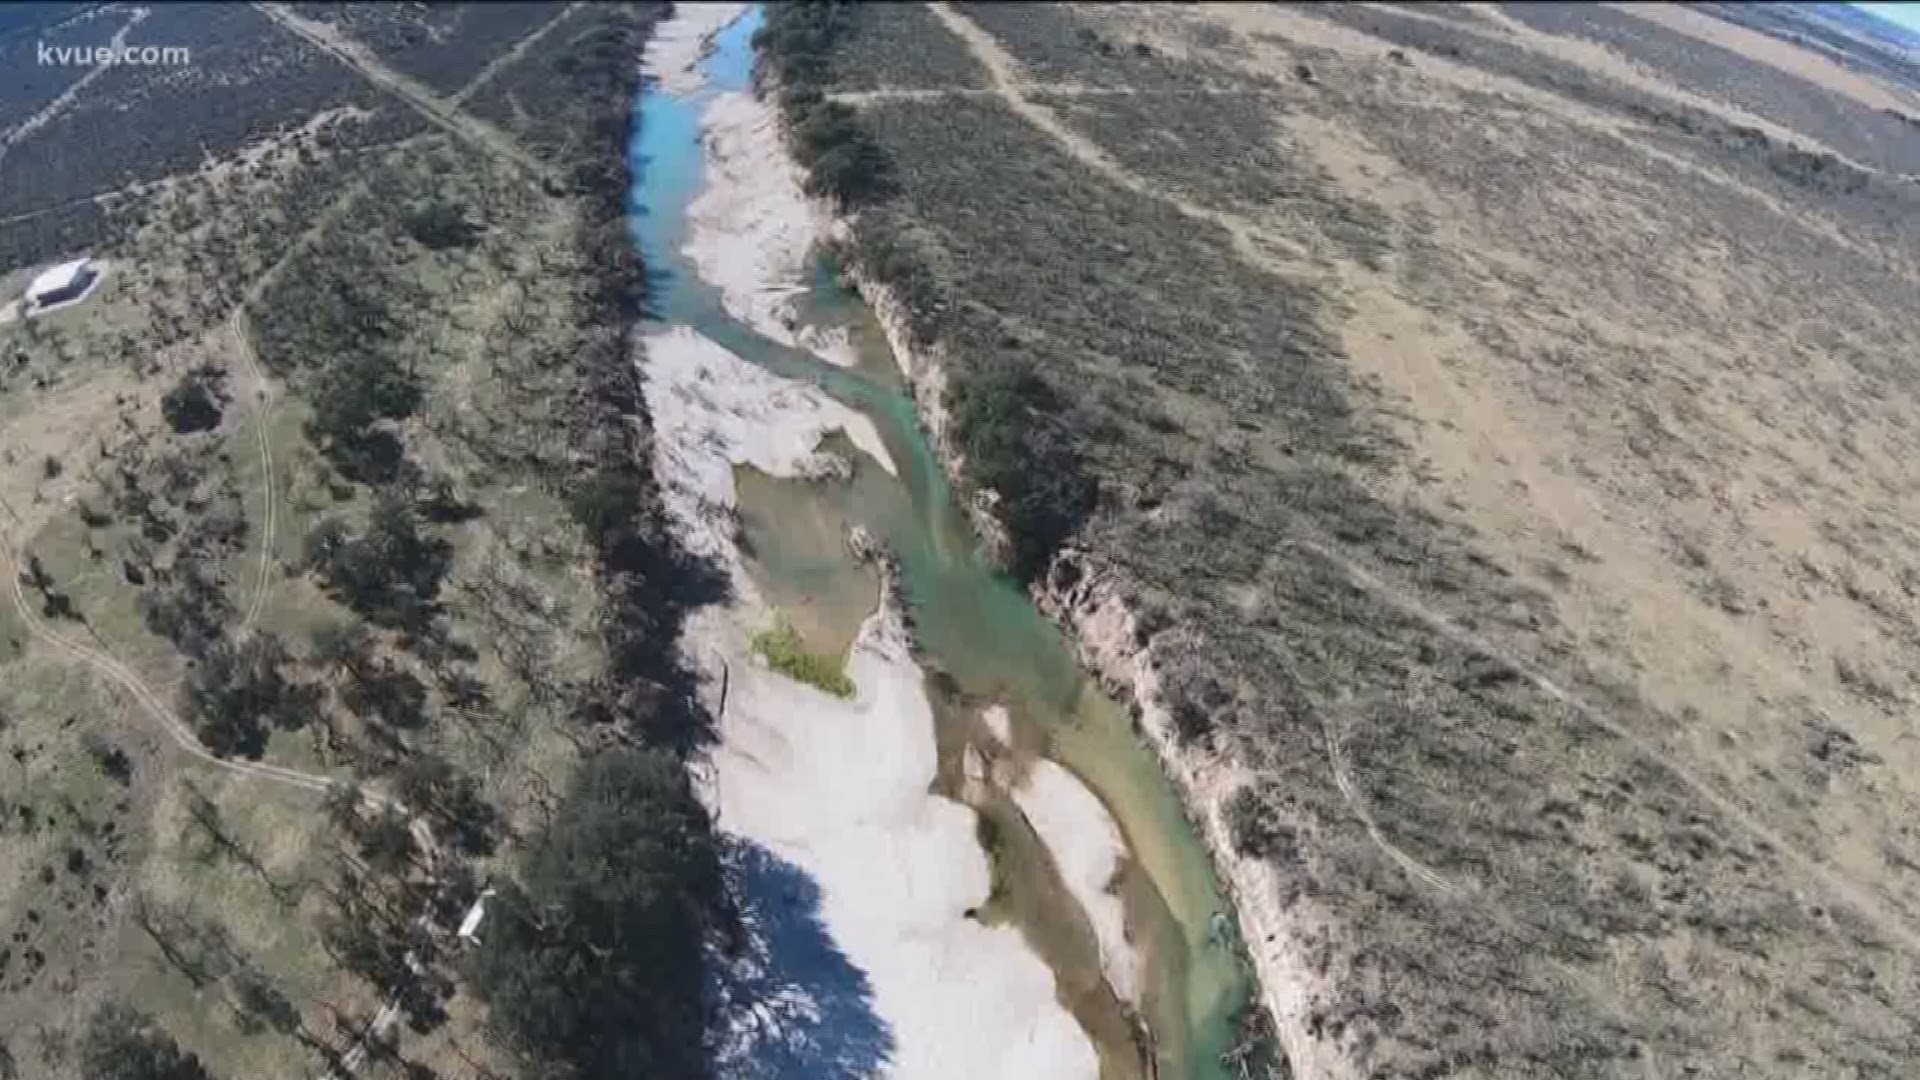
947,355,1098,580
751,621,855,698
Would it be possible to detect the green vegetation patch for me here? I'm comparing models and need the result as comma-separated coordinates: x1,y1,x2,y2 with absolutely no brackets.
751,620,856,698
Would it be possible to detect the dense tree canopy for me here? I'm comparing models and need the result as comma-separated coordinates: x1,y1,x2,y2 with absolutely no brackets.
183,632,319,759
160,364,229,434
466,749,722,1080
305,493,453,631
79,1002,217,1080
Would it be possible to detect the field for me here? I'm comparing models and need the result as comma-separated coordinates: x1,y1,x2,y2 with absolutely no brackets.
767,2,1920,1076
0,4,720,1079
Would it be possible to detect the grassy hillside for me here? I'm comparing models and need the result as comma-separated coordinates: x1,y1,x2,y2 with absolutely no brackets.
764,2,1920,1077
0,4,737,1079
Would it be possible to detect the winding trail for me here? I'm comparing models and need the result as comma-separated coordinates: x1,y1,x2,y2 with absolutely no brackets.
3,540,332,793
451,1,581,106
1320,708,1457,894
231,310,278,634
829,83,1261,105
924,2,1316,275
0,15,568,1078
906,0,1920,961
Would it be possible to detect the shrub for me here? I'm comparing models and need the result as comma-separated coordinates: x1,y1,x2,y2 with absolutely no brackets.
139,556,232,659
402,199,480,249
79,1001,216,1080
751,620,855,698
946,356,1098,580
1224,786,1295,862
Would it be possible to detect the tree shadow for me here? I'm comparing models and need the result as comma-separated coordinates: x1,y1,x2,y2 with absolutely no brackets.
709,839,894,1080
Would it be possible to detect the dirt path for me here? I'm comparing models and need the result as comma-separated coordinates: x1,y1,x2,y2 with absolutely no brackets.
1320,708,1457,894
451,1,580,106
925,2,1318,276
3,541,333,793
830,83,1263,105
922,0,1920,962
230,310,278,634
256,2,552,182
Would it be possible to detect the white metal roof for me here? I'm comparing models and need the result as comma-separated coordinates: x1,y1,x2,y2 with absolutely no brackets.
26,258,90,300
457,891,493,939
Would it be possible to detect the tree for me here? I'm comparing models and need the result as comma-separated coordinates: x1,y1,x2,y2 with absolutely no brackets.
183,633,320,759
397,751,498,857
947,357,1098,580
354,806,417,877
309,620,375,674
161,364,228,434
140,557,232,659
306,350,422,483
78,1001,217,1080
306,495,453,631
342,660,430,731
229,967,299,1035
465,750,721,1080
403,200,480,250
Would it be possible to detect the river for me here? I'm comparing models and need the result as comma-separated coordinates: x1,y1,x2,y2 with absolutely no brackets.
630,8,1253,1079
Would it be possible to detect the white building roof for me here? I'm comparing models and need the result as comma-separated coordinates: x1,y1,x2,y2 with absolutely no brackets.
27,258,91,301
457,892,491,939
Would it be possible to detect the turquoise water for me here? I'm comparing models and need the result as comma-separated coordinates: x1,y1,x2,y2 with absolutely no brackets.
630,9,1252,1078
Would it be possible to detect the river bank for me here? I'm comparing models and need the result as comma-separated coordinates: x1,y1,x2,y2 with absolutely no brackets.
643,276,1104,1080
639,10,1109,1078
741,11,1298,1080
825,134,1325,1080
637,6,1266,1078
1035,553,1355,1080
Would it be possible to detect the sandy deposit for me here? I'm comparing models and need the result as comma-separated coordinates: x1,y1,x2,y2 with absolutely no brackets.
1012,759,1142,1008
645,324,892,568
642,1,748,95
642,325,1098,1080
977,702,1142,1005
687,88,859,367
980,703,1013,747
704,598,1099,1080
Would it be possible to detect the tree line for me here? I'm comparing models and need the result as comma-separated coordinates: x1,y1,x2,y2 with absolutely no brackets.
758,1,1098,579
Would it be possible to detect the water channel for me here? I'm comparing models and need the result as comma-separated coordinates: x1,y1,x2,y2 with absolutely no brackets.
629,9,1252,1078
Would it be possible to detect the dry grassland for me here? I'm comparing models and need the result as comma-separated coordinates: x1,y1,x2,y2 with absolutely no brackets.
803,2,1920,1075
0,4,661,1077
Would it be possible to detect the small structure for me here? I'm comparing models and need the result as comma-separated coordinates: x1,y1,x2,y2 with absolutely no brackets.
23,257,100,313
456,887,496,944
